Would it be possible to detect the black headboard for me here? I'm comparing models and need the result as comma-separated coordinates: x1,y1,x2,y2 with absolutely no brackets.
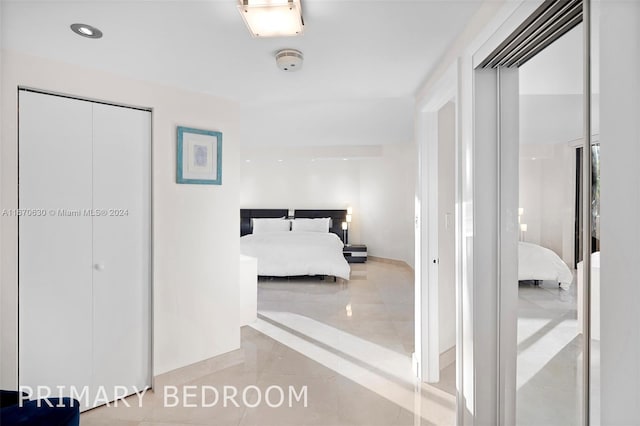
240,209,288,236
240,208,348,242
294,209,347,242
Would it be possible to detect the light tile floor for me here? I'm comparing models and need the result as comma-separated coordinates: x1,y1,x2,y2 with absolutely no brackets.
81,260,592,426
81,260,456,426
257,262,416,357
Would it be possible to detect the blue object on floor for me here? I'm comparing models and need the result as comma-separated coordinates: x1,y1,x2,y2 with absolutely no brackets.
0,390,80,426
0,390,28,408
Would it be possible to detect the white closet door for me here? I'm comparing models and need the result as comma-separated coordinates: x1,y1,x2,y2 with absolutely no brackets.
91,103,151,400
19,92,94,396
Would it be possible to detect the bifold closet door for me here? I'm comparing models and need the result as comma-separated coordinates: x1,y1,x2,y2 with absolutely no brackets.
19,91,151,409
19,91,94,396
91,103,151,401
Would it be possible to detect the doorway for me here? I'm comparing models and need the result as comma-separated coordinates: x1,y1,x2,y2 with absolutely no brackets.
435,102,457,393
414,65,459,399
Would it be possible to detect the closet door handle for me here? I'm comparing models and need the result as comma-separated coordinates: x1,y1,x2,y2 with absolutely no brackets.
94,263,105,271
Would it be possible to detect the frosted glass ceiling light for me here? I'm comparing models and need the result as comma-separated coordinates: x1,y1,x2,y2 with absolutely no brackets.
238,0,304,37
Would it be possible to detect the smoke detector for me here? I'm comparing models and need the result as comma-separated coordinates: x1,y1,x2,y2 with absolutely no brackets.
275,49,303,72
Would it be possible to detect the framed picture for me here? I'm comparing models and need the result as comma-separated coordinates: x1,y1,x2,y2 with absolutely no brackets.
176,126,222,185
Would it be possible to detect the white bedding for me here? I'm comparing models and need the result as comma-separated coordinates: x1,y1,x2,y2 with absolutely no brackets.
518,242,574,285
240,231,351,280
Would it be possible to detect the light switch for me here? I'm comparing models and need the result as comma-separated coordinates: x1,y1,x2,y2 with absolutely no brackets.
445,213,453,230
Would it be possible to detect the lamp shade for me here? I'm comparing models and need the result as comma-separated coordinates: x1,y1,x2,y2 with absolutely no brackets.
346,214,352,223
520,224,528,232
238,0,304,37
341,222,348,231
347,206,353,215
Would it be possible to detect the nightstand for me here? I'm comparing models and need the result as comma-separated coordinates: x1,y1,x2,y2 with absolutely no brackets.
343,244,367,263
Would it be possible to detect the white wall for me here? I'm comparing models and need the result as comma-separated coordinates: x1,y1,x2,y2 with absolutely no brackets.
518,142,576,267
520,95,586,144
437,102,456,354
241,98,414,148
599,1,640,424
240,144,416,267
0,50,241,388
359,144,416,266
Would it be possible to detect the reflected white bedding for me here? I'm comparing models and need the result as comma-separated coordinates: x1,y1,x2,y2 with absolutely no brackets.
519,242,574,285
240,231,350,280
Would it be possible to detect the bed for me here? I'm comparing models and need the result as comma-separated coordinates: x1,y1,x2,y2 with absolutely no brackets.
240,209,351,280
518,242,574,286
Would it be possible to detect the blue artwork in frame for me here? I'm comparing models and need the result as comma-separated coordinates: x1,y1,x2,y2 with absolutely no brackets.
176,126,223,185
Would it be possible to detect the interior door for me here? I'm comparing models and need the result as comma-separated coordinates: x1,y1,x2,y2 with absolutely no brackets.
437,102,456,362
91,103,151,401
18,91,94,398
19,91,151,409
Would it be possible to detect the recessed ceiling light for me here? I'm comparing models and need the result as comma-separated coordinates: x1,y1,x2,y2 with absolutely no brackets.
70,23,103,39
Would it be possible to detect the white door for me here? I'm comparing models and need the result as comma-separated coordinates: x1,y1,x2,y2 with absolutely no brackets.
91,103,151,401
19,91,151,409
19,91,95,399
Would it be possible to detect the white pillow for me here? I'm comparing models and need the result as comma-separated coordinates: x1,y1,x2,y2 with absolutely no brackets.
252,218,290,234
291,218,331,233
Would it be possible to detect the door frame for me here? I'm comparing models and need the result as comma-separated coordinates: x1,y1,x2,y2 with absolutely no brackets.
414,63,458,382
469,0,593,424
414,0,599,424
413,1,544,423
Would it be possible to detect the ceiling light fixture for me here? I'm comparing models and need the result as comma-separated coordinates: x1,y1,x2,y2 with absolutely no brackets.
70,23,103,39
238,0,304,38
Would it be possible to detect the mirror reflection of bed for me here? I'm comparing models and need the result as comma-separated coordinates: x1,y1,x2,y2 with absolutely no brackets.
515,23,599,425
514,22,603,425
516,220,580,426
518,242,574,288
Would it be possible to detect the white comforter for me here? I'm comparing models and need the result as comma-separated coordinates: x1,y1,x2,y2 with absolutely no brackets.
240,232,351,280
518,242,574,285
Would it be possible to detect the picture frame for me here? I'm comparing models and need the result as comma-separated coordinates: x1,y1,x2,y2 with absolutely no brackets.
176,126,222,185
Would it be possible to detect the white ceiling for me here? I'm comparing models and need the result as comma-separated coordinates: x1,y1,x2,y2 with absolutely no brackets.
2,0,484,104
2,1,486,147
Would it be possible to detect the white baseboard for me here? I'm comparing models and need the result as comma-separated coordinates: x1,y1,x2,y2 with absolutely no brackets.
412,352,421,379
368,256,414,272
440,345,456,369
